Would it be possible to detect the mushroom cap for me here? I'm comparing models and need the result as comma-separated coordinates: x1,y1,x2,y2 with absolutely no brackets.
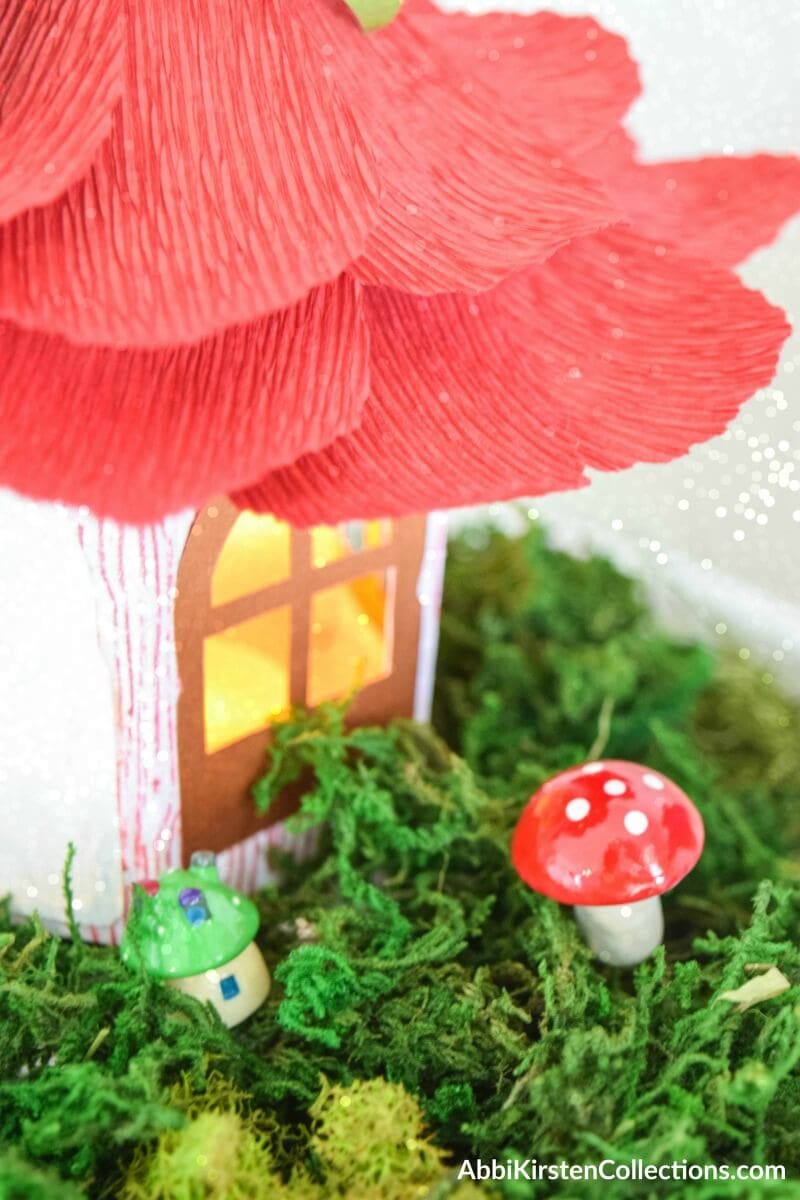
511,760,704,906
120,861,259,980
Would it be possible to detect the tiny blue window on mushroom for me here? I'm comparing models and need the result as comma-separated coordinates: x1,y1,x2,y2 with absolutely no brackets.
178,886,211,926
220,974,240,1000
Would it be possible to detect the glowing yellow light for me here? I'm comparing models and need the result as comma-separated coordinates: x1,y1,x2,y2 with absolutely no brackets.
364,519,388,548
307,573,392,707
311,520,392,567
204,518,397,752
211,512,290,606
203,607,291,753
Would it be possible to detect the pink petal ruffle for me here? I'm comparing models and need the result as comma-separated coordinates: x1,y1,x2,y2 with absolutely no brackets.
0,277,368,521
583,129,800,267
0,0,123,223
241,230,789,523
0,0,379,347
303,0,619,295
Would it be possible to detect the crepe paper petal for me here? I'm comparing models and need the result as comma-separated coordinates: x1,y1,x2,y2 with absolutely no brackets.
404,1,641,156
304,0,618,297
0,277,368,523
240,230,788,524
0,0,379,348
344,0,403,31
0,0,123,223
582,130,800,267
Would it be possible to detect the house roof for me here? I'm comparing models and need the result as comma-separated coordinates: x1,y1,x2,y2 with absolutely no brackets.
120,859,259,979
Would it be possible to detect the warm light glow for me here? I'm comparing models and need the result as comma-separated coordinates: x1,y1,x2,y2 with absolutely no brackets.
205,519,398,750
308,571,394,706
310,520,391,568
211,512,291,606
203,607,291,752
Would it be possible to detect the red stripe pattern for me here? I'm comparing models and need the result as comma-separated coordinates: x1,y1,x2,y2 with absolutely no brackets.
62,506,370,942
72,509,193,940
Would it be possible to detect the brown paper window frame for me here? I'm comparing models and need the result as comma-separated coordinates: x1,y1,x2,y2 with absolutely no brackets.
175,497,427,862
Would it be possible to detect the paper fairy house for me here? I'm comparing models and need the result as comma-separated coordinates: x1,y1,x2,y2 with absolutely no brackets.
0,490,446,943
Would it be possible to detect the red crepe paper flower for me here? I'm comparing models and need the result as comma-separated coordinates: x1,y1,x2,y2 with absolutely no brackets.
0,0,798,524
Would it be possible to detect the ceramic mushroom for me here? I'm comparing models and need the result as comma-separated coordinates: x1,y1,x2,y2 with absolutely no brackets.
512,761,704,966
121,850,270,1026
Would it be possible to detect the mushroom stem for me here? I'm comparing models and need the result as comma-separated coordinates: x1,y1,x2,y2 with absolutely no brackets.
574,896,664,966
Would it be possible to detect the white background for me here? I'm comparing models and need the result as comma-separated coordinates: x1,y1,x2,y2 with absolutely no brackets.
443,0,800,675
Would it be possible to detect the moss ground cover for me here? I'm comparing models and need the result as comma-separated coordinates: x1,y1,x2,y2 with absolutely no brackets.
1,522,799,1197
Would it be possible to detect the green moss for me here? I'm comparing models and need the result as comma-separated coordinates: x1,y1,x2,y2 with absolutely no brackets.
0,1149,86,1199
119,1111,278,1200
433,522,716,788
2,520,800,1198
305,1077,483,1198
117,1074,479,1199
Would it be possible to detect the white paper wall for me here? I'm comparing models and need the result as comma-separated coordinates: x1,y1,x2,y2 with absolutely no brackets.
0,489,122,931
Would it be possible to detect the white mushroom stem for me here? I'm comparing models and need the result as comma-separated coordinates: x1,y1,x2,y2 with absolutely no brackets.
573,896,664,967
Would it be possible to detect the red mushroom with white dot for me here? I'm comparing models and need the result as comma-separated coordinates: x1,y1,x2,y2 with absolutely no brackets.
511,761,705,966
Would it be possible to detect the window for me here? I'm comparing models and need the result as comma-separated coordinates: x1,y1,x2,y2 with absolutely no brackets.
176,498,427,860
220,974,240,1000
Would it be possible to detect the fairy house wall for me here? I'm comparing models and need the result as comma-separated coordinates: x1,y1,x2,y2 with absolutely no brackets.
0,489,446,943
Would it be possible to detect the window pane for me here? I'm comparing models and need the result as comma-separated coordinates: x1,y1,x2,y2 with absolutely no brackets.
310,519,392,568
308,570,395,706
204,607,290,753
211,512,291,606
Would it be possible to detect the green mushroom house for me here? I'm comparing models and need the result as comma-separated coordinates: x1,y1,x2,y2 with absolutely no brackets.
121,850,270,1026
